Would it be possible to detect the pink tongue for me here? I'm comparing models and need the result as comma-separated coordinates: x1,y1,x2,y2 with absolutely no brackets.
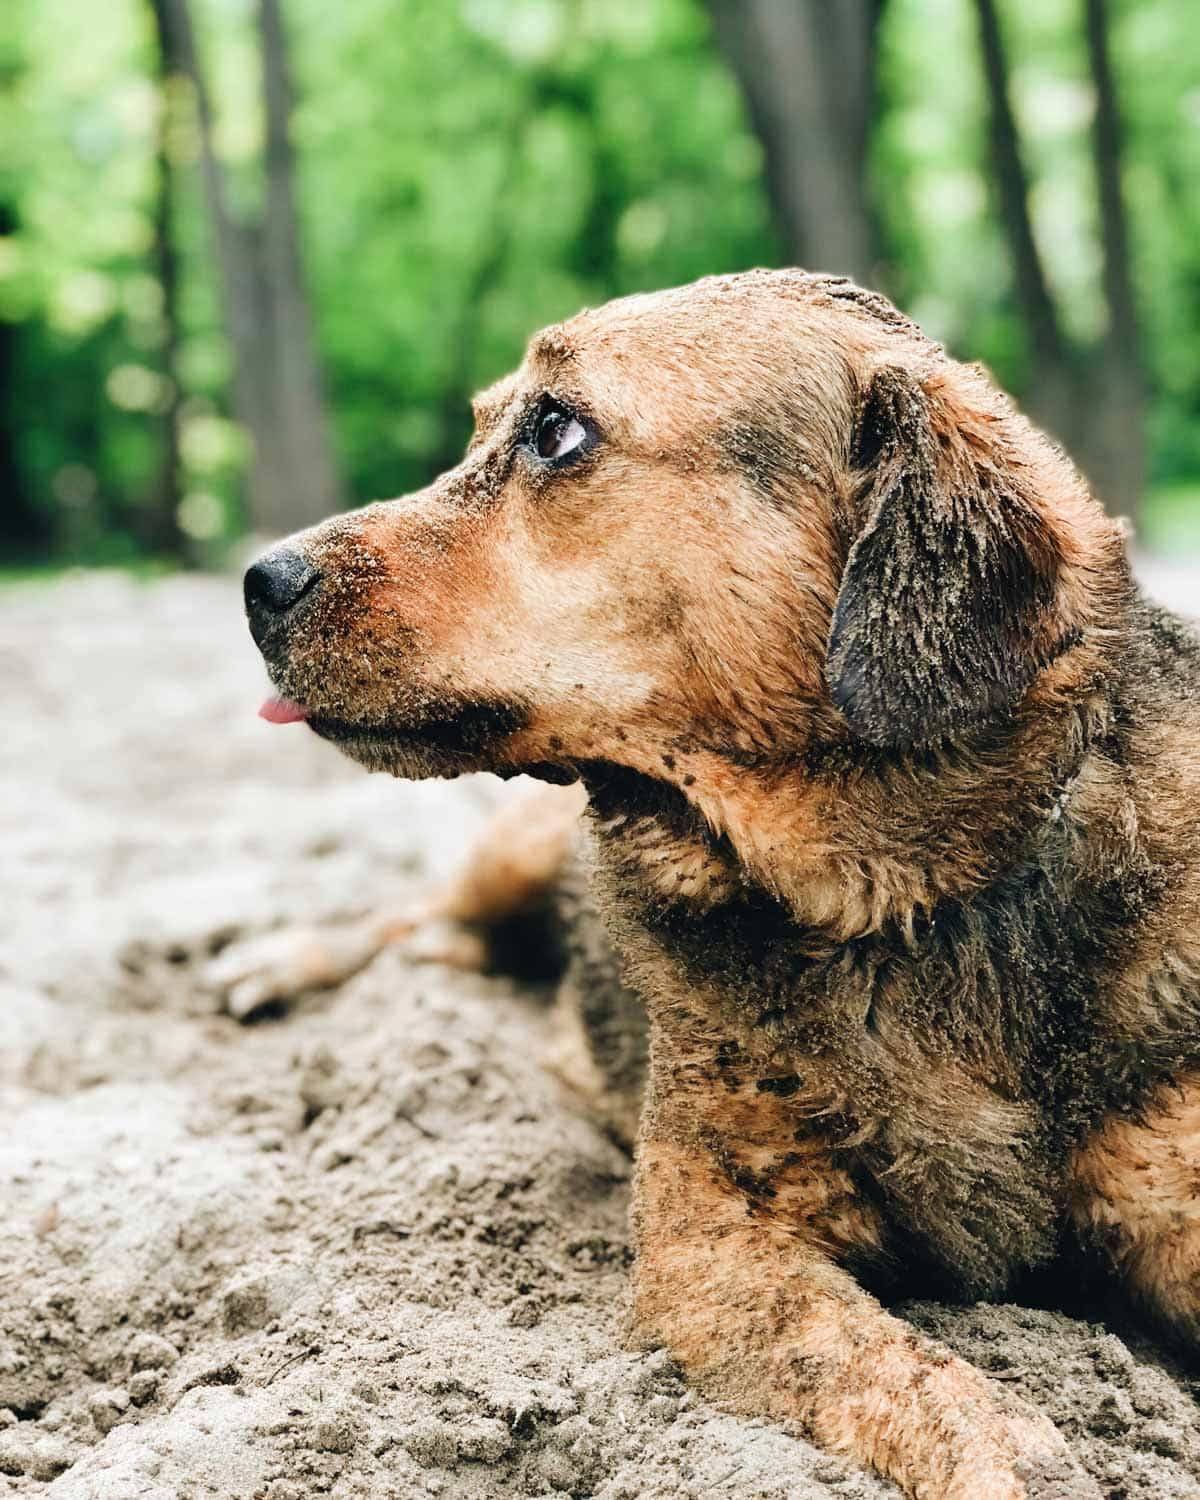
258,695,309,725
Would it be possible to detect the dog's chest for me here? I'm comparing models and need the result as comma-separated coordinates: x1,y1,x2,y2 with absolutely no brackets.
594,843,1067,1293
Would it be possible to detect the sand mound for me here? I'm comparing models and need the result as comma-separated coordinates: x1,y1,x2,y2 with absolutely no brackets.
1,572,1196,1498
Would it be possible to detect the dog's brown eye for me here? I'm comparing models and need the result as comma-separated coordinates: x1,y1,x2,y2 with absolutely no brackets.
533,402,587,462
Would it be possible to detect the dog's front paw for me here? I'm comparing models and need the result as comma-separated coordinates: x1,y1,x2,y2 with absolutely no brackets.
198,909,490,1021
941,1425,1100,1500
201,922,385,1020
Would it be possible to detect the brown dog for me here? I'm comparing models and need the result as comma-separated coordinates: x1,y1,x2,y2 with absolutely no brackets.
236,271,1200,1498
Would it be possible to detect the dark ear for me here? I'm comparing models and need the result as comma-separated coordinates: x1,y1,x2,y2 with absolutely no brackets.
825,364,1065,748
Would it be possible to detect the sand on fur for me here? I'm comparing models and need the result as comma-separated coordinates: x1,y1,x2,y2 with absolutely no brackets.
0,568,1197,1499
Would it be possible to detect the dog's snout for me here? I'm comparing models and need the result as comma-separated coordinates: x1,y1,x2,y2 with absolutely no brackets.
243,548,321,643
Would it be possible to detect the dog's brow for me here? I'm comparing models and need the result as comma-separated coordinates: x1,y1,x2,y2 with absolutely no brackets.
471,376,520,436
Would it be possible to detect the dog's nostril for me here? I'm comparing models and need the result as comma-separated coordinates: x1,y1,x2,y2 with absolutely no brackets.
243,548,321,619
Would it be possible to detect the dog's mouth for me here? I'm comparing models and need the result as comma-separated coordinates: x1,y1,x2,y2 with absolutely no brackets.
256,695,711,828
306,714,407,744
259,695,309,726
257,693,535,775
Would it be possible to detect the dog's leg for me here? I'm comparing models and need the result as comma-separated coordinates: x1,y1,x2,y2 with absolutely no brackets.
204,780,586,1017
632,1045,1097,1499
1069,1069,1200,1349
541,849,647,1147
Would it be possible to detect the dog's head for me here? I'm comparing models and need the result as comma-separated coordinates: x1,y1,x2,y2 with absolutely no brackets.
247,270,1126,813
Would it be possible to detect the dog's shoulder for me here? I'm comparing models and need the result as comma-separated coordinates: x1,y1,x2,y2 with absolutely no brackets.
1096,592,1200,1079
574,595,1200,1293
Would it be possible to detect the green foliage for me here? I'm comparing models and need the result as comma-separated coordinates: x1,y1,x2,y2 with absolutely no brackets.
291,0,774,501
1,0,1197,560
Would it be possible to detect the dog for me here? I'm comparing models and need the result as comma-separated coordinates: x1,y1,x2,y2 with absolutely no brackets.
234,270,1200,1498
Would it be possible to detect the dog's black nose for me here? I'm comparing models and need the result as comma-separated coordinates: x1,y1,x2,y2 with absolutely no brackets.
243,548,321,640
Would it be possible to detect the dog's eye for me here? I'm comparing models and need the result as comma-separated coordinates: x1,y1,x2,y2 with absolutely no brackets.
532,400,588,462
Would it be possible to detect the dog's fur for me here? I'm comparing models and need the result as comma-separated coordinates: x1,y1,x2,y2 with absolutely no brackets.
245,270,1200,1499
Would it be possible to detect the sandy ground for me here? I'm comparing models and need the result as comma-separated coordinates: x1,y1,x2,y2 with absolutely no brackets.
1,564,1198,1500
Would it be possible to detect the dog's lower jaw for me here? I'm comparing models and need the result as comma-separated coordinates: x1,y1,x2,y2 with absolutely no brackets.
630,1128,1098,1500
298,696,535,780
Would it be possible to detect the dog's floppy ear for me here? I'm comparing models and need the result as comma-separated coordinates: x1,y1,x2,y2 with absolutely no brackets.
826,364,1065,748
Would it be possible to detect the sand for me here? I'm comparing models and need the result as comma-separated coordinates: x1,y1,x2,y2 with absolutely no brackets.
1,567,1197,1499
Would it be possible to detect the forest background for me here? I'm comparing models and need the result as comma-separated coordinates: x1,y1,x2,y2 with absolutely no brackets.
2,0,1197,568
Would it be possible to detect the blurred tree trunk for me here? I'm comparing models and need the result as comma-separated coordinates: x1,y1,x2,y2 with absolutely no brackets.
256,0,342,533
973,0,1144,522
148,0,341,539
0,15,47,555
705,0,883,283
974,0,1067,374
144,31,187,558
972,0,1080,452
0,200,48,558
1083,0,1145,521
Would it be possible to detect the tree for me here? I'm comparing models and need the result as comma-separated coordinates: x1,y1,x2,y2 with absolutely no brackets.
0,199,46,558
705,0,884,283
971,0,1145,520
255,0,342,532
147,0,341,538
143,30,186,557
0,25,48,559
1082,0,1145,520
972,0,1075,433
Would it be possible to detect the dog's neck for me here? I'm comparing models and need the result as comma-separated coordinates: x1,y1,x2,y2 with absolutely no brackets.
579,693,1110,943
578,760,747,912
